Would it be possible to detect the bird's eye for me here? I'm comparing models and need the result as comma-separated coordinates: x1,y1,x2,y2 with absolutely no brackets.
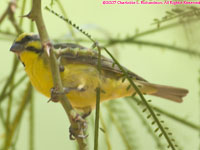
25,36,32,41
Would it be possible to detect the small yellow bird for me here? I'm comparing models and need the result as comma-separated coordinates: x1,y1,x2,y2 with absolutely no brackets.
10,33,188,112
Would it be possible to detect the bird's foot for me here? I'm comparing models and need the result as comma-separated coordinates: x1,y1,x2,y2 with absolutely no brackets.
48,86,68,102
48,86,86,103
69,113,88,140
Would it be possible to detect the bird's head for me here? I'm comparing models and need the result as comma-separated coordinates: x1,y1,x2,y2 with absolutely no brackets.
10,33,43,56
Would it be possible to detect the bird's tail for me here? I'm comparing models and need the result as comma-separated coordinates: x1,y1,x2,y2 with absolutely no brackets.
143,82,189,102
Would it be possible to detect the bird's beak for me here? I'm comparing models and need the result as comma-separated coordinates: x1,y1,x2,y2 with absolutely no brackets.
10,42,24,53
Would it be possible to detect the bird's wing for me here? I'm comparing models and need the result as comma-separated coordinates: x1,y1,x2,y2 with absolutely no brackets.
54,43,147,82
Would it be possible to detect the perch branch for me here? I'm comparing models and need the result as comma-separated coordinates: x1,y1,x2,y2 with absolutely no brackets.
26,0,88,149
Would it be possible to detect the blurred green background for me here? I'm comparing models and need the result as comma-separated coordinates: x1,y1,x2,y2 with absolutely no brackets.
0,0,199,150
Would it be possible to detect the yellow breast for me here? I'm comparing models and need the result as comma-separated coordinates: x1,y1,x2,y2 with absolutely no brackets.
20,51,54,98
19,51,137,109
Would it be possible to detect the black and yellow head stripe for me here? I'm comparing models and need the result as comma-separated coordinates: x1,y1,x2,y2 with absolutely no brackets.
15,34,40,44
25,46,43,53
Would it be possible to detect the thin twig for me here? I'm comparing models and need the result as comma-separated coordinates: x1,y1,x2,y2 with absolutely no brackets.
3,82,32,150
19,0,27,27
152,7,200,26
55,0,78,43
126,98,165,149
0,5,9,24
94,87,101,150
7,0,23,34
29,91,34,150
94,44,102,150
130,97,200,131
0,57,20,130
99,113,111,150
105,104,132,149
106,39,200,57
5,81,14,142
0,30,17,37
0,56,19,103
0,74,27,102
131,17,200,39
0,105,6,128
